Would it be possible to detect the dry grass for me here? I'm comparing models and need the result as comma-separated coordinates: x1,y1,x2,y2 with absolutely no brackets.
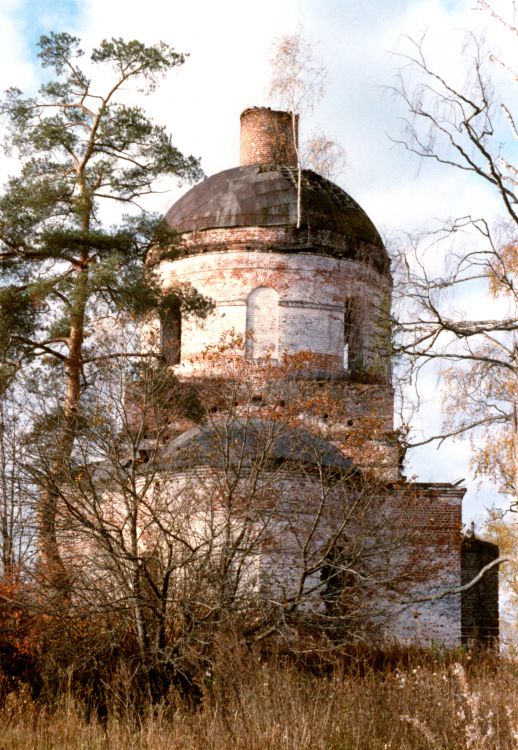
0,649,517,749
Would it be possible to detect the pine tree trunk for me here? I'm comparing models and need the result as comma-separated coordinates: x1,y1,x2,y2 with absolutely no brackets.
38,248,88,599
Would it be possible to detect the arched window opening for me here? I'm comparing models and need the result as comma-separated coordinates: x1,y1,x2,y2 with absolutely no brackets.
321,541,356,615
245,286,280,361
343,300,352,369
161,302,181,365
343,299,363,374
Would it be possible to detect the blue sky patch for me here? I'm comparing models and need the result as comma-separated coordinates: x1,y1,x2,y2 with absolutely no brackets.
16,0,81,59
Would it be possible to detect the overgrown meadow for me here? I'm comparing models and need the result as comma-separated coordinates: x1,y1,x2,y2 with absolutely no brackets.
0,640,517,750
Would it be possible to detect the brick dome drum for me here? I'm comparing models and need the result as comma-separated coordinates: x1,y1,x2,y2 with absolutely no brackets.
157,107,393,379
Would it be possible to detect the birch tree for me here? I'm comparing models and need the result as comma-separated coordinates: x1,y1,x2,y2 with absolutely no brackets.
392,0,518,508
268,32,326,227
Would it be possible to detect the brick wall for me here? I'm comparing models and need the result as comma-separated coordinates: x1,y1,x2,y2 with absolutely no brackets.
171,225,390,277
376,484,464,646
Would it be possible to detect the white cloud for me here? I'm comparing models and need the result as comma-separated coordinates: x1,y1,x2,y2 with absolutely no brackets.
0,1,41,185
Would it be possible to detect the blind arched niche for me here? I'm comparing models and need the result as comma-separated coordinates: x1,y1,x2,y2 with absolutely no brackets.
245,286,280,360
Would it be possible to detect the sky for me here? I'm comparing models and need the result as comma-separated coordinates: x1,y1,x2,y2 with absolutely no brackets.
0,0,515,524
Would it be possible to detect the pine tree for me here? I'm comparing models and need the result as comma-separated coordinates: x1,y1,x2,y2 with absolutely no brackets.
0,33,207,596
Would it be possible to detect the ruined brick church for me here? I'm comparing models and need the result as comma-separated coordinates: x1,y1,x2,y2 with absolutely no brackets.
142,107,498,645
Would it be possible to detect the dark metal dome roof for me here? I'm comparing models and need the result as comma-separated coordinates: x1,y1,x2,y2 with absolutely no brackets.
165,165,384,251
161,418,357,473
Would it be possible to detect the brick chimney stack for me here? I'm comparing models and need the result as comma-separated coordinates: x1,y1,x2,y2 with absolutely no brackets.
240,107,299,167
